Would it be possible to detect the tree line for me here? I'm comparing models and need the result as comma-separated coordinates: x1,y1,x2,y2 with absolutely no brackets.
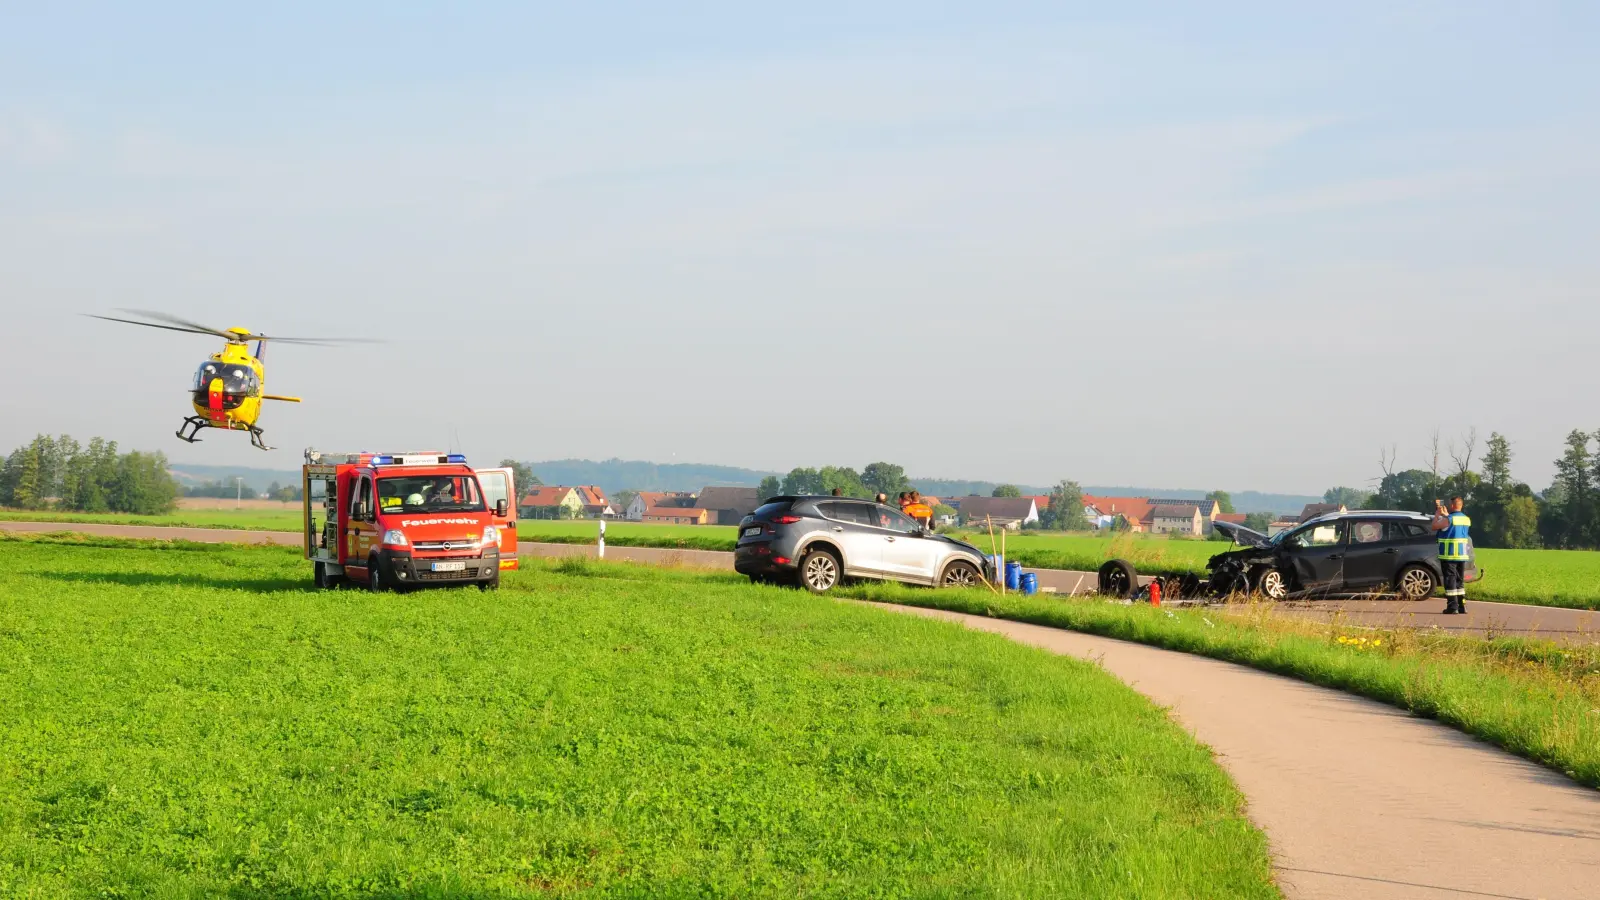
1316,429,1600,550
0,434,179,515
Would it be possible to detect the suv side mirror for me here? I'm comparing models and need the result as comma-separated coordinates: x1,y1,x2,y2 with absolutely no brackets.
495,499,509,517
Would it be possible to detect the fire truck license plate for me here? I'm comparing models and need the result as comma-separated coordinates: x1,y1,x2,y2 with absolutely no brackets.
431,561,466,572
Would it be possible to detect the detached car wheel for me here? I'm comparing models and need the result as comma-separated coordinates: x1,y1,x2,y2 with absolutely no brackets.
941,560,982,588
1252,567,1289,601
1396,565,1436,601
799,549,841,594
1098,559,1138,598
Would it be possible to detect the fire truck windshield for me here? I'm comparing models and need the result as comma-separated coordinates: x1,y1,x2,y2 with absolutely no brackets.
376,475,485,513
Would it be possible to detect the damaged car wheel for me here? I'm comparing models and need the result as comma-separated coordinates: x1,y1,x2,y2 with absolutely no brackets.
1252,567,1289,601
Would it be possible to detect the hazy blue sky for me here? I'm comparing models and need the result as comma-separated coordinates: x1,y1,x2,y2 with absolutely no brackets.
2,1,1595,492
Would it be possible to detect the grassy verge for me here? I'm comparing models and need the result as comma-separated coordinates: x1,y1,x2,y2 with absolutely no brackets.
829,579,1600,790
0,535,1276,898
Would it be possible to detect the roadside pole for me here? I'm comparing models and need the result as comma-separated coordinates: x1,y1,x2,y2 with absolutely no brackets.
598,519,606,559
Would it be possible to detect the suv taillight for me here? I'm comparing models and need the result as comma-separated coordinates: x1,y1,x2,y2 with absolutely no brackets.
772,515,801,525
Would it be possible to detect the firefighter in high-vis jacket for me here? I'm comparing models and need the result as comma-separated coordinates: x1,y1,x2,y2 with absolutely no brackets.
1431,497,1472,615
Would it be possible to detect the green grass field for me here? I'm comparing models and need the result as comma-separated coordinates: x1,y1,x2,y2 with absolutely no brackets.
0,507,304,532
0,534,1276,898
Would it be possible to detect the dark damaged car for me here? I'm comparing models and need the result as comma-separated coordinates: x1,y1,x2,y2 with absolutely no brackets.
1102,510,1482,601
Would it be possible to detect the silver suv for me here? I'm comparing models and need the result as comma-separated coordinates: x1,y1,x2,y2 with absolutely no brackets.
734,496,991,593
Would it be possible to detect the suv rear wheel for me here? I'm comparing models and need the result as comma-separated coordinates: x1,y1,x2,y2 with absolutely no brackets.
799,548,841,594
1396,564,1435,601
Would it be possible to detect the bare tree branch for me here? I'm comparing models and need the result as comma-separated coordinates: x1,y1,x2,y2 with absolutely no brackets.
1448,427,1479,489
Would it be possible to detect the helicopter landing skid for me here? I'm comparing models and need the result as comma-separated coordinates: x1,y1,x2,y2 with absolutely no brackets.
175,417,274,451
176,416,208,444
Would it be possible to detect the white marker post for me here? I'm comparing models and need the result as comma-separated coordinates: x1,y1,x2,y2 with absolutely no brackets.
597,518,606,559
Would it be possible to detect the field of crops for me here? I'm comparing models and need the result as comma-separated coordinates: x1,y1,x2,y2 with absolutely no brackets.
0,534,1275,897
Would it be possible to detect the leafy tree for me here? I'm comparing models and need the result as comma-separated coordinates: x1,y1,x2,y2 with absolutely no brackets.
992,484,1021,498
613,489,638,512
1046,480,1087,530
756,475,782,501
932,503,956,520
1546,429,1595,548
498,459,541,494
781,467,824,496
1243,511,1275,533
0,445,40,508
818,466,868,498
1366,469,1435,514
1204,490,1235,515
108,451,179,515
1322,486,1372,508
1502,490,1541,549
1481,433,1513,489
861,462,911,499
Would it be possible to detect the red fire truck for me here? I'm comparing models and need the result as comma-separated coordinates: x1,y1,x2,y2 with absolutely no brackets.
301,450,518,591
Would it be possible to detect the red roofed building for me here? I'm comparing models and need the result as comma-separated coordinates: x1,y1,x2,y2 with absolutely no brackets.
1083,495,1155,532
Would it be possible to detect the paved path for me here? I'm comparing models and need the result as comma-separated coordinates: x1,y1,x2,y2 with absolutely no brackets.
878,603,1600,900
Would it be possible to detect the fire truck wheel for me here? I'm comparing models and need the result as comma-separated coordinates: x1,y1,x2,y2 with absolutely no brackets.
314,562,343,590
367,555,390,593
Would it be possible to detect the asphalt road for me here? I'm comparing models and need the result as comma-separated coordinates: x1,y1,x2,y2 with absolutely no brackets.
882,603,1600,900
5,521,1596,643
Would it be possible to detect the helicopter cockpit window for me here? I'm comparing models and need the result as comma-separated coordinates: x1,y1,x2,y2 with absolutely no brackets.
191,362,259,395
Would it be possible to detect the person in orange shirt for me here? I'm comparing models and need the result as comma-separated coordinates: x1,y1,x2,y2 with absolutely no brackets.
904,490,934,530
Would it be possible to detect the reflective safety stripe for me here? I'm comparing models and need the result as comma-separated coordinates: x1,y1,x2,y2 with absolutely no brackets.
1438,538,1471,560
1451,514,1471,528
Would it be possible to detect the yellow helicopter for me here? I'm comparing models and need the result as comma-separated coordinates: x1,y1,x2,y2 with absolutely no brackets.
88,309,367,451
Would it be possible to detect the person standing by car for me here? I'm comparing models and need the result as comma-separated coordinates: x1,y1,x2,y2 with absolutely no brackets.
1431,497,1472,614
904,491,933,530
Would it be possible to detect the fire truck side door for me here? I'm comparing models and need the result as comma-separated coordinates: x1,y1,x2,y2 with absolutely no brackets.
476,467,518,570
348,474,377,566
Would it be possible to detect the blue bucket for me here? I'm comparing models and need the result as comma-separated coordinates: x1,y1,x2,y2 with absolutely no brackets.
1019,572,1038,595
1005,560,1023,590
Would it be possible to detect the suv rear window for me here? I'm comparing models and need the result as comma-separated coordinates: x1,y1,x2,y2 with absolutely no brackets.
752,501,793,520
820,501,874,525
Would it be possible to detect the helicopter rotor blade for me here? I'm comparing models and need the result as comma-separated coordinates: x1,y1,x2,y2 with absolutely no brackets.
108,309,237,340
250,335,384,345
83,314,225,338
87,309,382,345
